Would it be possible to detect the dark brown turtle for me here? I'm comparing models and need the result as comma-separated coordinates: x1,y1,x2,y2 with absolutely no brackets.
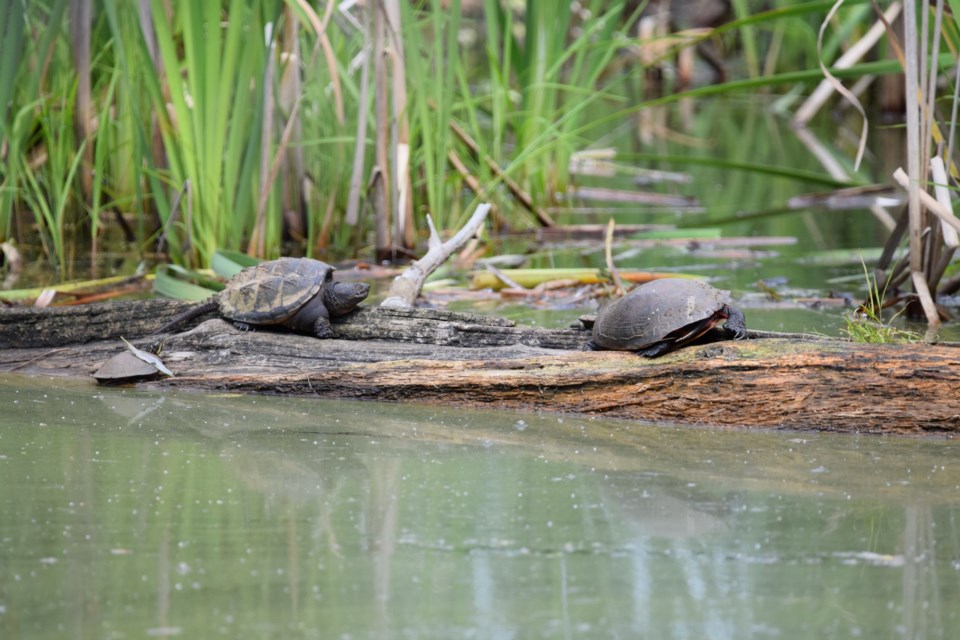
156,258,370,337
589,278,746,357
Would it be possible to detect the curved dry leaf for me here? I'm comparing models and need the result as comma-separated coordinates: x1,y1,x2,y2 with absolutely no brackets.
817,0,868,170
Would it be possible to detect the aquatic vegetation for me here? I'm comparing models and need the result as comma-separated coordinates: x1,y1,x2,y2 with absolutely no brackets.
844,260,920,344
0,0,934,288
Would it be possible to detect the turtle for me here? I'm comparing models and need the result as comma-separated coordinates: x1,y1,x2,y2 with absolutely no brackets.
588,277,746,357
156,257,370,338
93,351,165,384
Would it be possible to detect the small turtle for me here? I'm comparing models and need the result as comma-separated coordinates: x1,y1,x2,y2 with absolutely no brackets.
589,278,746,357
156,258,370,338
93,351,165,384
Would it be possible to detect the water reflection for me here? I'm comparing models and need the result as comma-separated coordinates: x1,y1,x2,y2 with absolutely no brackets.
1,376,958,638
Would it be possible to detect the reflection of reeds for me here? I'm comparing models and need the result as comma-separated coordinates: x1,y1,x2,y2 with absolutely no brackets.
80,385,960,505
5,378,956,637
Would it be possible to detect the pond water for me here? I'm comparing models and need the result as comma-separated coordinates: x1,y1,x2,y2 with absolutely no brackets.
2,376,959,639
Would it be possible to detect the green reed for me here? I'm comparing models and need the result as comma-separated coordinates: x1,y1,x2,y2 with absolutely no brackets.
0,0,933,276
479,0,629,205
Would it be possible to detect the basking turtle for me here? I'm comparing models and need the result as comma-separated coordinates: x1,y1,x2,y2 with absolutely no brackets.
93,351,165,384
156,258,370,338
589,278,746,357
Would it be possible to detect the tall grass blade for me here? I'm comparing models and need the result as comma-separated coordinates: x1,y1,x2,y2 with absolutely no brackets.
153,264,219,301
141,0,276,266
69,0,94,199
212,249,259,279
0,0,25,143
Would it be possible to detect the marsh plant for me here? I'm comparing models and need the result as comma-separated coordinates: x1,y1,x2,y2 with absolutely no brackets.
844,260,920,344
0,0,931,277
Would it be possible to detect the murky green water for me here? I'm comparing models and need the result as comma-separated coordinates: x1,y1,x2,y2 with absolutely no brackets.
2,376,959,639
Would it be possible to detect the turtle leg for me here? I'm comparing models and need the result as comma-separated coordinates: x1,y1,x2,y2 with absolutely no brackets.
283,295,334,337
646,316,718,356
311,308,334,338
637,340,675,357
722,305,747,339
233,321,253,332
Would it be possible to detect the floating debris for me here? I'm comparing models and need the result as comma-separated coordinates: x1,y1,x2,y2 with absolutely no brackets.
787,185,906,210
569,186,699,208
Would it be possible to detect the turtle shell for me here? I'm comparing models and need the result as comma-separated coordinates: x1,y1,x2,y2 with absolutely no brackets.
592,278,732,352
218,257,333,324
93,351,163,383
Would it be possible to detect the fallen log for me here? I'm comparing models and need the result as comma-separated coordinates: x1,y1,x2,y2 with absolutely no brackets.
1,300,958,435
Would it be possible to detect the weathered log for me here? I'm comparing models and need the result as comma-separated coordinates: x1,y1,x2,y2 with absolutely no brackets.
0,299,200,349
1,300,958,435
0,301,585,350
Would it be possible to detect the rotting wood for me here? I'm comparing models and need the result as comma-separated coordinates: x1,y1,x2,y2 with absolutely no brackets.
1,299,959,435
0,299,199,350
0,302,587,352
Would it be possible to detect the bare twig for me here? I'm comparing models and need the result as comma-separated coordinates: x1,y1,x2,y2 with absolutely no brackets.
380,203,491,308
892,168,960,235
485,264,525,291
381,0,414,250
447,149,506,228
372,5,392,259
604,219,625,297
926,156,957,289
345,17,372,227
448,120,555,227
929,157,958,248
902,0,940,328
890,165,960,296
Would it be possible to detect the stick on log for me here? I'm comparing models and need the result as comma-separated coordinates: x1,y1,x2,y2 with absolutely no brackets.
380,203,491,308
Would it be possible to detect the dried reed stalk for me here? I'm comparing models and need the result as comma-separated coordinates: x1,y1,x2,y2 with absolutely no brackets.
901,0,939,327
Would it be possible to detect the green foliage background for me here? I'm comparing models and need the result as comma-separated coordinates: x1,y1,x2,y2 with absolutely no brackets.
0,0,924,276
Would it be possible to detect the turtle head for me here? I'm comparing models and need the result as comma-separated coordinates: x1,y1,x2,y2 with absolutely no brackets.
323,281,371,317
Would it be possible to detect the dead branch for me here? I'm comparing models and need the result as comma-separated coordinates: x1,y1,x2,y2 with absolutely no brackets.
380,203,491,308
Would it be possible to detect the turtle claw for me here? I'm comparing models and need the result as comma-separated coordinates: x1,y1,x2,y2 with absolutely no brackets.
723,304,747,340
313,318,335,339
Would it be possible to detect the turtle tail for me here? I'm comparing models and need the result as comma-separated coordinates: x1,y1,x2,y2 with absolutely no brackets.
154,299,218,335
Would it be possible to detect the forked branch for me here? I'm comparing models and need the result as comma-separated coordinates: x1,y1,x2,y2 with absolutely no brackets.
380,203,491,308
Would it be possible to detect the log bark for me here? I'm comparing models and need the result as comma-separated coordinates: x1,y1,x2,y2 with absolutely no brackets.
1,300,958,435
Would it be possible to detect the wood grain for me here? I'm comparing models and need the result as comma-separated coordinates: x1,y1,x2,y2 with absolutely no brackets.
2,301,957,435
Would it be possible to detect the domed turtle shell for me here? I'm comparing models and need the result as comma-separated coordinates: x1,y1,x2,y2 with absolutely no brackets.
219,257,333,324
591,278,745,356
